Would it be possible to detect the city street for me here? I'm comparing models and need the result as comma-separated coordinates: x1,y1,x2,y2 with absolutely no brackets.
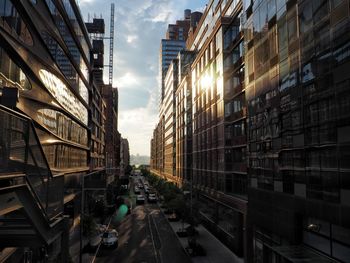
95,177,190,263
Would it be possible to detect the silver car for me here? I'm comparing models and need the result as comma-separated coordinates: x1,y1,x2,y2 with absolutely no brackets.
102,229,118,247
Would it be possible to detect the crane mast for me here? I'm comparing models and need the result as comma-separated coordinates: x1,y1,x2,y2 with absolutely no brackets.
109,3,115,85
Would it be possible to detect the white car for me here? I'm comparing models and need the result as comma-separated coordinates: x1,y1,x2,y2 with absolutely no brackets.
102,229,118,247
136,194,145,204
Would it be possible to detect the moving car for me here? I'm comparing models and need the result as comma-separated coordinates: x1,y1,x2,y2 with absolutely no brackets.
102,229,118,247
136,194,145,204
144,186,149,194
147,193,157,203
168,213,180,222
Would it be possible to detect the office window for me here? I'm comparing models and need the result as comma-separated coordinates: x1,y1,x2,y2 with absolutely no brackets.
0,0,33,45
267,0,277,21
299,1,313,33
330,0,343,9
278,15,288,59
269,26,278,58
216,28,222,53
313,0,329,22
287,12,298,42
0,48,31,90
253,6,261,34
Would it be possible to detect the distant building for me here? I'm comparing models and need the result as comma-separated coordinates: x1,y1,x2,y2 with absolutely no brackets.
151,0,247,260
159,10,202,106
175,50,196,185
120,138,130,178
102,85,120,183
152,10,202,183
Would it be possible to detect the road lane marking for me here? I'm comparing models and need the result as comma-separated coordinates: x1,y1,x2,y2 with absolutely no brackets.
146,207,162,263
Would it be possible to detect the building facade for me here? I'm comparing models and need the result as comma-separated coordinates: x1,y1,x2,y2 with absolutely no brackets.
160,39,186,105
243,0,350,261
159,10,202,105
120,138,130,178
0,0,93,260
188,0,247,259
102,85,120,181
175,50,196,184
162,60,179,183
152,10,203,182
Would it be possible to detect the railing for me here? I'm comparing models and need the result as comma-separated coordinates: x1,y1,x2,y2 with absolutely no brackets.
0,105,63,220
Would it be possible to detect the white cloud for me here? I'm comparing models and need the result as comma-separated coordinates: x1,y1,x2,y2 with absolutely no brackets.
116,72,140,88
77,0,95,5
79,0,207,156
119,107,157,156
126,35,138,43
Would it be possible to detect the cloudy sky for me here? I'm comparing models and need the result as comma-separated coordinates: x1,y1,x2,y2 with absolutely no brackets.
78,0,207,156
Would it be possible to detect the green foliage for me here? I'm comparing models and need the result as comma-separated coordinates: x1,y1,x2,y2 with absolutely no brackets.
146,173,200,227
167,194,185,214
125,164,132,175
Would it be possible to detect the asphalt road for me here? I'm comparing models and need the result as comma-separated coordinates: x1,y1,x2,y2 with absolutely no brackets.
95,176,190,263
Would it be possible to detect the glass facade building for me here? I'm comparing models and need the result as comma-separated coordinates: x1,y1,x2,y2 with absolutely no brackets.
0,0,95,260
188,0,247,258
159,39,186,105
243,0,350,261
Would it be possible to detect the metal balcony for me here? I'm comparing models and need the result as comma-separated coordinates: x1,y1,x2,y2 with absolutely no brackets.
0,105,64,247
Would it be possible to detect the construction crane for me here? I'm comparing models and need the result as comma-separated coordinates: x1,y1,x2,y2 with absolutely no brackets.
109,3,115,85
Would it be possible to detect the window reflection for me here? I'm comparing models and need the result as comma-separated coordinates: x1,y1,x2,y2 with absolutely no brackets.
39,69,88,125
45,0,89,82
0,0,33,45
0,47,31,90
62,0,90,63
41,32,89,103
37,108,88,146
42,144,87,169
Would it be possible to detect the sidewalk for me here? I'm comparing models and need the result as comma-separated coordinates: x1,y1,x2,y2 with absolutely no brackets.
160,207,243,263
69,223,94,263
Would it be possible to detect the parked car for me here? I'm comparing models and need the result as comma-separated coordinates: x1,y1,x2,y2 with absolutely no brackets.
134,186,140,194
102,229,118,247
147,193,157,203
144,186,149,194
168,213,180,222
136,194,145,204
